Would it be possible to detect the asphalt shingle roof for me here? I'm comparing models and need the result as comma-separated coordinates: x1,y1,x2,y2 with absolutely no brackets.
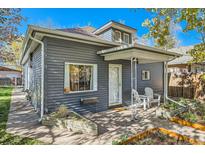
168,46,194,65
57,26,97,38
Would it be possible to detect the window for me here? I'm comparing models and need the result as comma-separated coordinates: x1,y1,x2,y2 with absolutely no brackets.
142,70,150,80
64,63,97,93
124,33,130,44
114,30,121,42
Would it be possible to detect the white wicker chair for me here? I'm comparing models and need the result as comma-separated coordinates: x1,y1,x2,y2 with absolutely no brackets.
144,87,161,107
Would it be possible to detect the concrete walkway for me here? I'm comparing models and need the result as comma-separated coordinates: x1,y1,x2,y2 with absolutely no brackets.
6,88,93,144
6,88,205,144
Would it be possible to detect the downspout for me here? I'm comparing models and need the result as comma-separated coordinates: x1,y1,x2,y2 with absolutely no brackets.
131,57,133,106
164,58,186,108
29,34,45,120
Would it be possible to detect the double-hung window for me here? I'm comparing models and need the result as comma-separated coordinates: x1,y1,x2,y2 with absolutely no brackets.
124,33,130,44
114,30,121,42
64,63,97,93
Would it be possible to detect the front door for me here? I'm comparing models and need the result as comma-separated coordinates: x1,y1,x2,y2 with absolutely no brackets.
109,64,122,106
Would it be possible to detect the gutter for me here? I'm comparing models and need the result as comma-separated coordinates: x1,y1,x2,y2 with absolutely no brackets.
28,34,45,121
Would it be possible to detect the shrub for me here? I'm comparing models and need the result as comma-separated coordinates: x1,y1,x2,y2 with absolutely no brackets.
56,105,69,118
181,112,197,123
195,103,205,117
162,102,180,110
112,134,128,145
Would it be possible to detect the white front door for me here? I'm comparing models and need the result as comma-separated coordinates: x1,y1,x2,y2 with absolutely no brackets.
109,64,122,106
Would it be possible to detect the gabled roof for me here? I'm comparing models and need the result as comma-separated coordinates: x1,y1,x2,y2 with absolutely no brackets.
93,20,137,35
20,25,120,64
21,22,181,65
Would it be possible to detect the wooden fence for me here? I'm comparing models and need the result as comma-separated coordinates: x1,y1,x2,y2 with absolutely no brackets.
168,86,195,99
168,73,204,99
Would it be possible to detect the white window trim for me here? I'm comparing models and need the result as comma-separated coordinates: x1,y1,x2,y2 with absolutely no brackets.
142,70,150,81
115,30,122,42
124,33,130,44
64,62,98,94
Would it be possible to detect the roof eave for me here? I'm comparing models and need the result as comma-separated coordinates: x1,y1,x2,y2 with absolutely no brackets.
93,21,137,34
20,25,120,65
97,44,182,57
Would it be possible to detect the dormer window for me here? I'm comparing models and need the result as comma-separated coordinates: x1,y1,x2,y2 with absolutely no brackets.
124,33,130,44
114,30,121,42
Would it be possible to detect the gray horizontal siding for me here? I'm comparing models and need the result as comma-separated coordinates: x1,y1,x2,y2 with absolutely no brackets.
44,37,131,114
137,62,164,96
44,37,164,114
98,28,112,42
31,46,41,112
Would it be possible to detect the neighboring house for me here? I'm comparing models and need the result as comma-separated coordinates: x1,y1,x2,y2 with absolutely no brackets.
0,66,22,86
20,20,180,118
168,46,205,74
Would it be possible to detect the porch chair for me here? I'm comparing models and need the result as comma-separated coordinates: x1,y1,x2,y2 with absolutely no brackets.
132,89,149,110
144,87,161,107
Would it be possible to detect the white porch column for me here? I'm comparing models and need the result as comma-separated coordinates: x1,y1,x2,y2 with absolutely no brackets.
131,57,138,106
134,58,138,90
163,61,168,103
131,57,133,105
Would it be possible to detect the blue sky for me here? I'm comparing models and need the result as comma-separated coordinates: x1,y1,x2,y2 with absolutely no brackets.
19,8,201,46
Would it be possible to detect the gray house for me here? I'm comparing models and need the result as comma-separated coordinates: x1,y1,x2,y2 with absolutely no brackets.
20,21,180,118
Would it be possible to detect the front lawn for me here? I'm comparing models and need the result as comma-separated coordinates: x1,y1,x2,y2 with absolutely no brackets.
0,87,12,129
0,87,42,145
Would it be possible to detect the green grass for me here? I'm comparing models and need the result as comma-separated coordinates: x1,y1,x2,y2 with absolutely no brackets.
0,87,12,129
0,87,43,145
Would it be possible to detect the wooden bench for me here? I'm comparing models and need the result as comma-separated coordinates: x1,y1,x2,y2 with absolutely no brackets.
80,97,99,105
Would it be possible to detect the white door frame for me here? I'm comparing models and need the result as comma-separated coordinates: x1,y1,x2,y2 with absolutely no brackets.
109,64,122,106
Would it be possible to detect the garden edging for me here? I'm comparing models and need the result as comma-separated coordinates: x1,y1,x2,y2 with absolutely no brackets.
169,117,205,131
116,127,205,145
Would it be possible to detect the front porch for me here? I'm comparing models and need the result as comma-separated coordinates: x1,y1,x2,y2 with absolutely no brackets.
99,44,181,108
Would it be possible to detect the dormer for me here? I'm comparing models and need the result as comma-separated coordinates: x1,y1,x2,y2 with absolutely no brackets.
93,21,137,44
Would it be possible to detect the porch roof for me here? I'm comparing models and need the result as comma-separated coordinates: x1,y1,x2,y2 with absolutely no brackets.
97,44,182,63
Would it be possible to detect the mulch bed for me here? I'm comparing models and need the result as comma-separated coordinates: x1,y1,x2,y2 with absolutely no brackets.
128,131,191,145
114,128,205,145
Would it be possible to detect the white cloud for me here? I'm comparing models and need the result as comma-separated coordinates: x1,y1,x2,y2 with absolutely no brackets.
169,22,183,46
136,35,154,46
